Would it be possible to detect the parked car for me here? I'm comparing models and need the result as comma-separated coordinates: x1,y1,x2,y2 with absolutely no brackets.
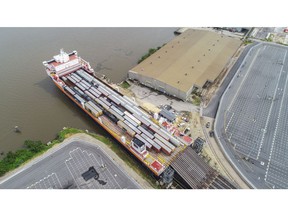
209,130,214,137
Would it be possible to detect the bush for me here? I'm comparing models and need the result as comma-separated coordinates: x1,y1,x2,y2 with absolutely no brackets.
0,140,50,177
120,81,131,89
138,44,165,64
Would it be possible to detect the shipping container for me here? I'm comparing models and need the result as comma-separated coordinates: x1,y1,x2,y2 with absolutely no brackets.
87,101,103,112
91,77,104,87
80,81,90,90
94,98,110,110
141,133,161,152
154,129,170,141
79,82,89,90
123,120,141,134
76,70,93,83
74,94,86,104
71,73,82,81
84,103,102,117
124,111,141,125
88,89,100,98
108,95,121,105
76,83,86,91
132,105,150,118
84,91,96,100
154,133,175,151
159,128,180,146
138,126,154,139
81,80,91,88
117,121,136,137
124,115,139,128
90,87,102,96
67,76,77,84
71,74,81,82
103,110,118,123
106,108,124,122
149,124,161,134
74,86,85,96
99,97,111,107
61,76,68,82
98,86,110,96
154,138,172,155
111,106,124,116
64,86,75,95
132,113,151,126
121,97,134,107
135,134,152,150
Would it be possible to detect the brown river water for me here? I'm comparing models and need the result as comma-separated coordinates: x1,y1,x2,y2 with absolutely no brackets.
0,27,177,154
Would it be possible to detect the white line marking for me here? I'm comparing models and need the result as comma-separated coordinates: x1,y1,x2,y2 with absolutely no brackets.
65,160,80,189
225,112,234,132
227,44,262,111
259,50,287,160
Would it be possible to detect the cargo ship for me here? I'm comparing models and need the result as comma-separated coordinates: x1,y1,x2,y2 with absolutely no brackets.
43,49,186,176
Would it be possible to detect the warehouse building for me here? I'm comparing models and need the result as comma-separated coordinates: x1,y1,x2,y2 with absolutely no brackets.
128,29,242,101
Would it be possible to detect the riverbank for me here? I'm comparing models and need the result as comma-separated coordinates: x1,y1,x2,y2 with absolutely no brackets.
0,128,155,189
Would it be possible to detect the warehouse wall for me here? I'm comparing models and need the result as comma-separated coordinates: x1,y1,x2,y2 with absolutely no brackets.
128,71,189,101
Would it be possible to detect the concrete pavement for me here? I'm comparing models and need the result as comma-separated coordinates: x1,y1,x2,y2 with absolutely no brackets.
0,134,147,189
214,43,288,189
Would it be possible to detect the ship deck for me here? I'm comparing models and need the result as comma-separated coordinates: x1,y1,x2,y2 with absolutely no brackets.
47,67,186,176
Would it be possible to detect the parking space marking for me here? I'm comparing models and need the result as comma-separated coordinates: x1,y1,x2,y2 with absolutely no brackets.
265,50,288,182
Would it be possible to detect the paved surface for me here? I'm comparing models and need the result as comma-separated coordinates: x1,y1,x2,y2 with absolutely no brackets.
130,84,199,112
252,27,275,40
200,117,250,189
215,43,288,189
203,42,258,118
0,139,140,189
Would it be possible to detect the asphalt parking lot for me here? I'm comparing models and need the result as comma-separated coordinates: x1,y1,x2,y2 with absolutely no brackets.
0,140,140,189
215,43,288,189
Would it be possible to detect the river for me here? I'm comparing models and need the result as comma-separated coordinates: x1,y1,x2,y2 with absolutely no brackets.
0,27,177,154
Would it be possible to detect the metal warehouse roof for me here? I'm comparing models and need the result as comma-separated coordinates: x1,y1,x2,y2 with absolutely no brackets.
159,109,176,122
129,29,241,92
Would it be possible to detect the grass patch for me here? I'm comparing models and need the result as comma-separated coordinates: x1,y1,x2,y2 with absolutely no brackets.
243,39,253,45
120,81,131,89
0,127,82,177
0,140,50,177
191,95,201,106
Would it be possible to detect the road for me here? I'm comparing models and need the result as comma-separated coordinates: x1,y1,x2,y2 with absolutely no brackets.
203,42,258,118
200,117,250,189
0,135,141,189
